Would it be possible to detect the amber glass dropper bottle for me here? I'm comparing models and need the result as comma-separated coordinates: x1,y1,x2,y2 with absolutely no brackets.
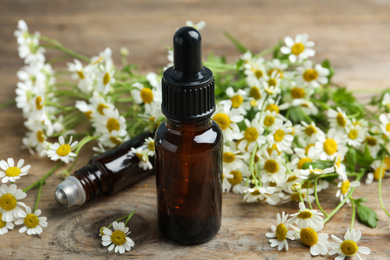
155,27,223,245
54,132,154,207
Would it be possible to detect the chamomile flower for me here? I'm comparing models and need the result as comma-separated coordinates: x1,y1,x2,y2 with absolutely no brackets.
260,150,287,185
245,77,266,109
259,110,284,131
14,20,29,45
0,158,31,183
15,206,48,235
363,132,383,158
336,178,360,202
300,164,335,179
329,229,371,260
267,121,294,153
296,61,329,88
243,186,282,205
0,184,27,222
222,171,234,193
345,123,366,147
130,147,152,170
143,137,155,157
131,82,161,114
238,115,266,152
95,108,128,138
295,121,325,145
328,107,348,131
47,136,78,164
244,57,267,82
186,20,206,30
18,35,46,65
382,92,390,111
0,213,14,235
225,168,250,193
266,59,288,79
280,33,315,63
379,113,390,138
291,225,330,256
101,221,135,254
289,202,324,230
222,145,248,172
313,128,347,161
226,87,247,113
265,212,295,251
212,100,244,142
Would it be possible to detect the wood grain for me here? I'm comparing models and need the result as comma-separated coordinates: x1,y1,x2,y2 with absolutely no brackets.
1,0,390,259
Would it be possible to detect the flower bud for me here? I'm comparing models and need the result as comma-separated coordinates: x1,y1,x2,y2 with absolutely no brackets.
291,182,301,192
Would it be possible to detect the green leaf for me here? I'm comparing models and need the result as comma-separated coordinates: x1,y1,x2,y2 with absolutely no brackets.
224,31,248,53
356,203,378,228
353,197,368,204
302,160,334,170
355,145,374,168
346,148,357,171
321,59,335,82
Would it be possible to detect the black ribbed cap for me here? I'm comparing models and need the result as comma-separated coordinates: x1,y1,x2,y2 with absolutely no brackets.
161,26,215,121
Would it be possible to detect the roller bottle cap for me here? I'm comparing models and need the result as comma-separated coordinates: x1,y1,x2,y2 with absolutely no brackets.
54,176,86,207
162,26,215,121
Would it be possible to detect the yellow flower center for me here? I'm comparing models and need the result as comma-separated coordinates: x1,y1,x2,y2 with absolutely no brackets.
298,157,313,170
140,88,154,104
264,159,279,174
84,111,93,119
223,152,236,163
231,95,243,108
303,69,318,82
249,86,261,100
24,213,39,229
323,138,338,155
365,136,377,146
291,42,305,56
305,125,317,136
386,123,390,132
266,104,279,113
111,230,127,246
227,170,243,185
267,143,281,156
340,180,351,195
275,223,288,241
213,113,231,130
340,240,358,256
252,68,263,79
0,194,17,211
106,118,120,133
136,152,147,162
36,130,45,143
148,142,155,151
76,71,85,79
250,189,261,196
305,143,315,155
5,167,21,177
297,210,313,219
273,129,285,142
250,100,257,107
92,56,103,65
291,87,305,99
263,115,275,127
103,72,111,85
268,68,283,79
337,113,347,127
287,175,298,182
110,136,122,146
291,192,305,202
244,127,259,143
374,167,385,181
268,78,278,87
348,129,358,140
35,96,43,110
0,214,5,228
97,103,108,115
56,144,71,157
300,227,318,247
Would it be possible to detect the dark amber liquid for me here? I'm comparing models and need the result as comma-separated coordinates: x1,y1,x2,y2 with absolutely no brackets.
74,132,154,202
155,118,223,245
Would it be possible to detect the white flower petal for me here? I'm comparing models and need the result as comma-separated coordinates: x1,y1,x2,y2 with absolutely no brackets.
358,246,371,255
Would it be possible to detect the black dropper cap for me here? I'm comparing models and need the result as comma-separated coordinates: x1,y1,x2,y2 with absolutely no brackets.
161,26,215,121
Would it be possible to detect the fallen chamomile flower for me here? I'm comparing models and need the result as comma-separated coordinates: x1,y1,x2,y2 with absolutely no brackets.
266,212,295,251
0,184,27,222
329,229,371,260
291,225,330,256
102,221,135,254
0,158,31,183
15,206,48,235
130,147,152,170
47,136,78,164
289,202,324,230
336,178,360,202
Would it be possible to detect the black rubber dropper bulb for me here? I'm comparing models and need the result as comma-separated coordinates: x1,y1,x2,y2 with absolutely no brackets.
155,27,223,245
161,26,215,121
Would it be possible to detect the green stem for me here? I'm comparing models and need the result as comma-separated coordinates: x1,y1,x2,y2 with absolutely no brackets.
34,181,44,211
350,200,356,230
39,36,90,62
378,159,390,217
306,181,313,210
67,135,99,173
0,99,15,109
107,210,137,228
314,177,328,217
23,162,64,193
124,209,136,225
298,190,305,205
249,143,259,187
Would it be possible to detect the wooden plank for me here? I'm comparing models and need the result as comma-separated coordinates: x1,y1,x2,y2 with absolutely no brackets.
0,0,390,259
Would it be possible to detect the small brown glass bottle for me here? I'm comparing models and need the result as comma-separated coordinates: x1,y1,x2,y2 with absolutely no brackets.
54,132,154,207
155,27,223,245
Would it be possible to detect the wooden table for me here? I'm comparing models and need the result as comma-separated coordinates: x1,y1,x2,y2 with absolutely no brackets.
1,0,390,259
